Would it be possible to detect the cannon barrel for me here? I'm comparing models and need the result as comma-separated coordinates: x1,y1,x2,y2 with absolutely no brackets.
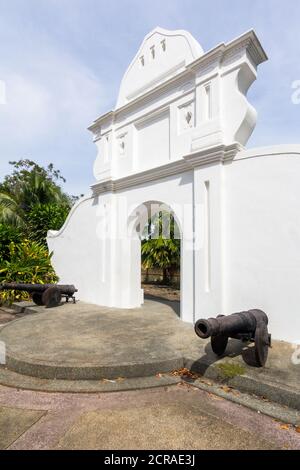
195,309,270,367
0,283,77,296
195,310,268,339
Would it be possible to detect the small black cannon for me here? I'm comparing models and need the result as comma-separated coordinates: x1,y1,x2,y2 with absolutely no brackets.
195,309,271,367
0,283,78,308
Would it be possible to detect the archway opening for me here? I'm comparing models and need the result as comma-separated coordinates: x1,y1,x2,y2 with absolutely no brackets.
129,201,181,317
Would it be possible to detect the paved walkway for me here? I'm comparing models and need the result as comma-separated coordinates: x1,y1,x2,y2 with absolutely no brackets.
0,298,299,412
0,383,300,450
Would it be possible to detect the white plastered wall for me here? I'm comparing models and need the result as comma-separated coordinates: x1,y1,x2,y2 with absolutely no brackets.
48,171,197,322
223,146,300,342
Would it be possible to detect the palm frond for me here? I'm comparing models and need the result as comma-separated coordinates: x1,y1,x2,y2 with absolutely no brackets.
0,192,25,227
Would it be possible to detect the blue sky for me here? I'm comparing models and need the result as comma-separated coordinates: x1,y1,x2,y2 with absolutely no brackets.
0,0,299,195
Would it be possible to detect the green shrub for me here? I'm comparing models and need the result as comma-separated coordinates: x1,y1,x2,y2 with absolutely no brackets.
26,203,69,245
0,239,58,304
0,224,22,261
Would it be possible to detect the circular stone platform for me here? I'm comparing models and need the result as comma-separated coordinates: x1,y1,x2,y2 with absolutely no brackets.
0,299,193,386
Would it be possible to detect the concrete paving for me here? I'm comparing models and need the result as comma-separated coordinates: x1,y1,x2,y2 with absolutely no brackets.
0,406,45,449
0,383,300,450
0,298,299,413
0,299,184,380
0,306,26,325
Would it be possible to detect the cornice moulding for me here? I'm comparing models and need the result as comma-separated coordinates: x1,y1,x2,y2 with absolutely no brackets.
90,143,243,196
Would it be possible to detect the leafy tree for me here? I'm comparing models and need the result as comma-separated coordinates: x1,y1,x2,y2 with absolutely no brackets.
0,160,76,299
26,203,70,245
0,159,73,227
0,224,22,261
141,211,180,285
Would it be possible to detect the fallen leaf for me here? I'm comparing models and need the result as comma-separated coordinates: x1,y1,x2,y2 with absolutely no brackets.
220,385,232,393
177,381,192,388
279,424,290,430
208,393,222,400
171,368,199,379
201,380,213,386
295,426,300,433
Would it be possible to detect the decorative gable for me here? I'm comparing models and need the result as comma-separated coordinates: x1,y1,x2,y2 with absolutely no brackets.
116,27,204,108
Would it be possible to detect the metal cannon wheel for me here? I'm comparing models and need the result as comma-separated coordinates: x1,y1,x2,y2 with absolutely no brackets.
42,287,62,308
32,292,44,306
254,322,270,367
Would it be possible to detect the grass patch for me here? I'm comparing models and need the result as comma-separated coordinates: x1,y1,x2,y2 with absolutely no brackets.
216,362,246,379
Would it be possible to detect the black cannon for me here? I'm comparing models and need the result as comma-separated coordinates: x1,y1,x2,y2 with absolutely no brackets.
195,309,271,367
0,283,77,308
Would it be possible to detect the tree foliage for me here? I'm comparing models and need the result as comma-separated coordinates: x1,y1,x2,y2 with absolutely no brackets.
0,239,58,303
141,211,180,284
0,159,76,299
0,224,22,262
26,203,70,245
0,160,72,228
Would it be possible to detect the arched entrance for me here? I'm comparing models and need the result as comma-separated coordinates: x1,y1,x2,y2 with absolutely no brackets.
127,200,182,317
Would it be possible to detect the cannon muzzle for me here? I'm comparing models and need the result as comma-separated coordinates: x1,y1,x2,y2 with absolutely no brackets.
195,318,218,339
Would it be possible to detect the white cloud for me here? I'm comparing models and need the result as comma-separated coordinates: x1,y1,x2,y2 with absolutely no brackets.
0,41,106,193
0,54,104,143
0,73,51,141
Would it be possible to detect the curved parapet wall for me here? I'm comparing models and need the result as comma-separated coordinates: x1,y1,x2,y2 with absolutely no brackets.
47,194,91,240
47,193,111,306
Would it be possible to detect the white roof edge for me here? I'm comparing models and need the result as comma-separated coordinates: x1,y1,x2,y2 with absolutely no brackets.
236,144,300,160
225,29,268,63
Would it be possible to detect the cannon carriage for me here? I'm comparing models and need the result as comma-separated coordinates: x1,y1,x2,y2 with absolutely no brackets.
195,309,271,367
0,283,77,308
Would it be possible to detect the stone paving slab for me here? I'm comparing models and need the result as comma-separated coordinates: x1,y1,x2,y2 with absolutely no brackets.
1,383,300,450
0,406,45,449
0,307,26,327
55,402,278,450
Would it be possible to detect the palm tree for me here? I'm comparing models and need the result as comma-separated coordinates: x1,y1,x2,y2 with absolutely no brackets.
0,192,25,227
141,211,180,285
0,160,69,227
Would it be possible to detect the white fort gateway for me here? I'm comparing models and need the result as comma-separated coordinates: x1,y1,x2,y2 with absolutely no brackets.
48,28,300,343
